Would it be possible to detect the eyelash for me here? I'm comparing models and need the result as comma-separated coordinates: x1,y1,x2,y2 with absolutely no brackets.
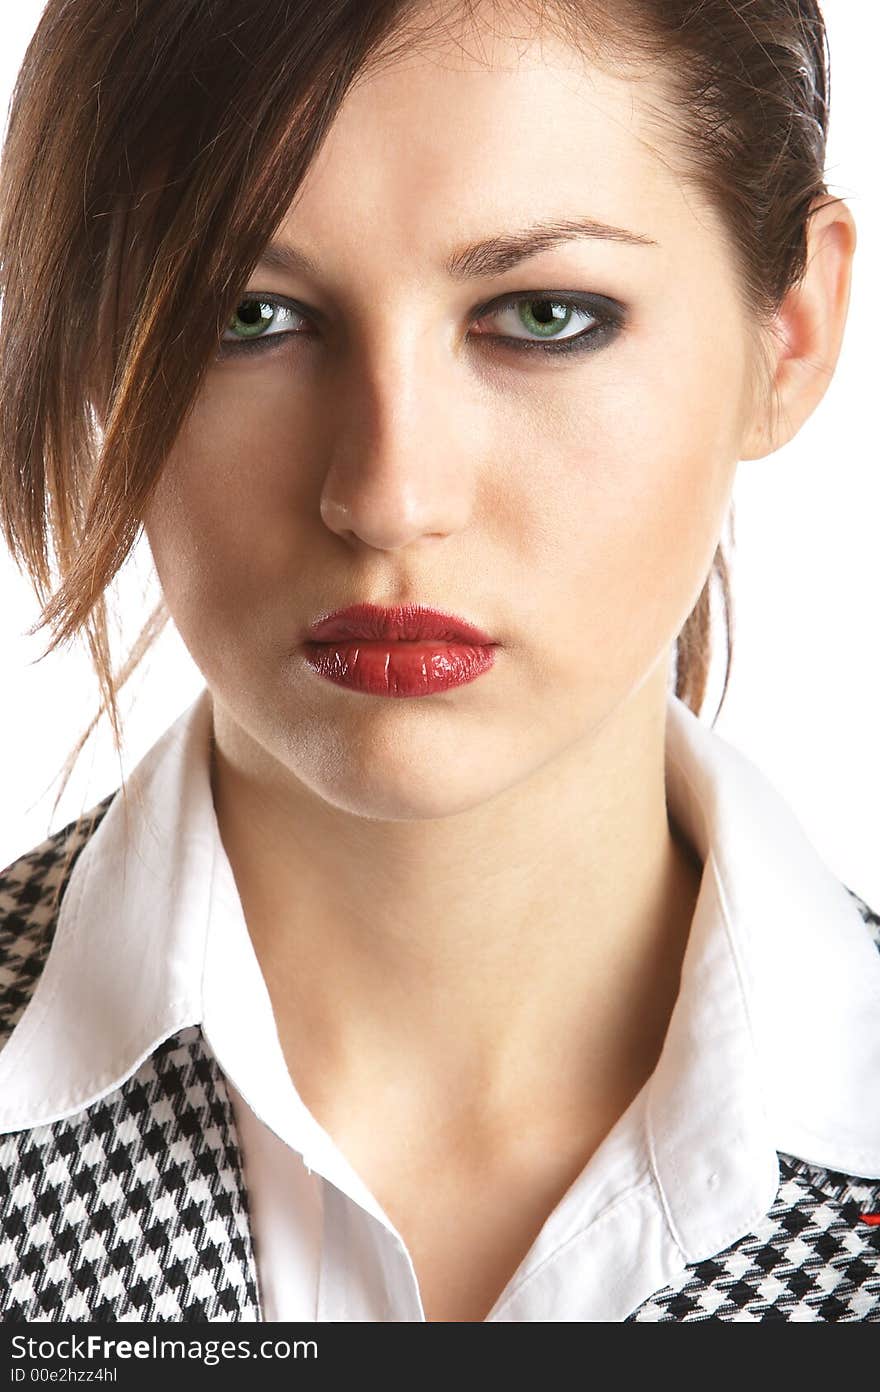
216,290,625,361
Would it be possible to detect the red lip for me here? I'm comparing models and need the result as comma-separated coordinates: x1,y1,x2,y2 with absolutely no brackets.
304,603,496,645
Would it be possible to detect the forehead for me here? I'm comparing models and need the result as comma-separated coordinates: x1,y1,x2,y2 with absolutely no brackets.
279,7,720,280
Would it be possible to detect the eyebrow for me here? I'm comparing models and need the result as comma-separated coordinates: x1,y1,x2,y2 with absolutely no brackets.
255,215,659,283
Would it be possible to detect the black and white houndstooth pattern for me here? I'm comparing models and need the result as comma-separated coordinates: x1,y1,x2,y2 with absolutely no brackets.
628,891,880,1322
0,796,261,1321
2,799,880,1321
629,1151,880,1320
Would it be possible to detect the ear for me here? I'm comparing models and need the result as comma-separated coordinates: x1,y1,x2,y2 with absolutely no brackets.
739,196,858,461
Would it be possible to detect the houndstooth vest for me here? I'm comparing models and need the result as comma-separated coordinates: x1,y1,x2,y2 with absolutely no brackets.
2,799,880,1321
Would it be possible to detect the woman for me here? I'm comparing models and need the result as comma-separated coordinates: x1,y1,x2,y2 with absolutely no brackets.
0,0,877,1323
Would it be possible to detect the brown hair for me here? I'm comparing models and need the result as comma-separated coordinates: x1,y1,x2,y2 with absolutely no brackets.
0,0,839,830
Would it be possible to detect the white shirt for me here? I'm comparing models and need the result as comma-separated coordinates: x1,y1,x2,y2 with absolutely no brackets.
1,685,879,1321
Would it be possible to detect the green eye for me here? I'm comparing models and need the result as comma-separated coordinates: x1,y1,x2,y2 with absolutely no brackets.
517,302,573,336
217,290,624,360
474,293,623,356
511,299,584,339
223,297,302,343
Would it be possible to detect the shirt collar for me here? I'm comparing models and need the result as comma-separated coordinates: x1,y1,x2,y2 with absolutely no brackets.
653,700,880,1258
1,684,878,1267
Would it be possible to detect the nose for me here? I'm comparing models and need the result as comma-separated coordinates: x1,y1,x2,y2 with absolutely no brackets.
317,324,478,552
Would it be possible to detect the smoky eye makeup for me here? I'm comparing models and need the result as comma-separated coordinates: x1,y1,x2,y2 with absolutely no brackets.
215,288,627,361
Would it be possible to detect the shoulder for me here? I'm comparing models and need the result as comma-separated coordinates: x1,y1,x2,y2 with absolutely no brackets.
0,793,117,1049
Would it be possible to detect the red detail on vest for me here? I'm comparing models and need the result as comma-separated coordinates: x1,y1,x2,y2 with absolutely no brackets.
859,1213,880,1226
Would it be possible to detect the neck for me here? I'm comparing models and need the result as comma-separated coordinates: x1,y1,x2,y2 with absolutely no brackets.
210,669,703,1137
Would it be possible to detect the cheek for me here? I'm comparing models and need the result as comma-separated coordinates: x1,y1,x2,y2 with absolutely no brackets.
143,373,309,624
511,361,738,706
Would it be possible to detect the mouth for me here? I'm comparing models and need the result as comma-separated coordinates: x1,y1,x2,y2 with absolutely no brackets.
303,602,497,646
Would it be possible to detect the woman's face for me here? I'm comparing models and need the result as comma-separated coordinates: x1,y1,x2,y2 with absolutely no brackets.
143,17,763,820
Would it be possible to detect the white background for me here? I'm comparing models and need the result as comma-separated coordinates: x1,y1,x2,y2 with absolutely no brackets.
0,2,877,906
